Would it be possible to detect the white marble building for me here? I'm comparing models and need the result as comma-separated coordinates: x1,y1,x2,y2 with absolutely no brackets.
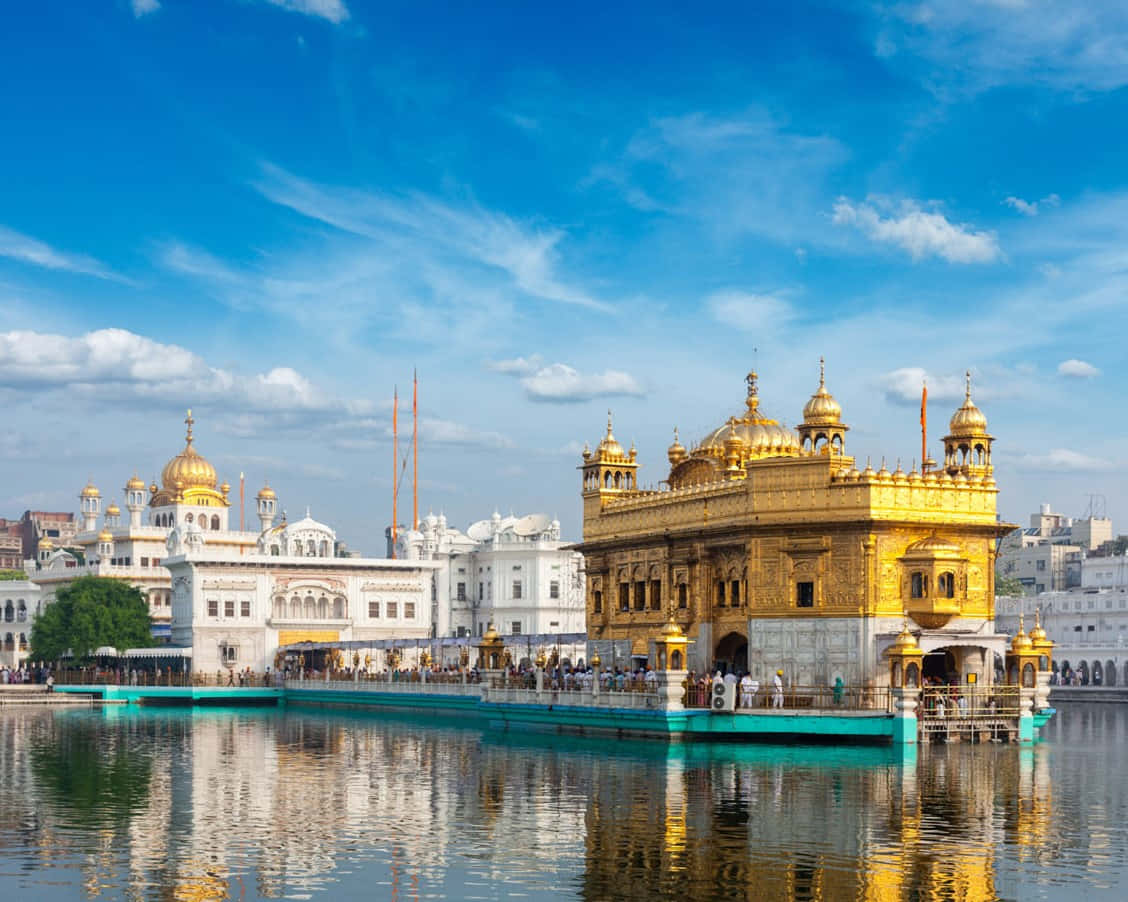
165,513,437,672
0,579,40,669
394,511,585,639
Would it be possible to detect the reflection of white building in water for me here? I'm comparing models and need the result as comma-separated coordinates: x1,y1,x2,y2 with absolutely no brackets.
997,552,1128,686
394,511,585,639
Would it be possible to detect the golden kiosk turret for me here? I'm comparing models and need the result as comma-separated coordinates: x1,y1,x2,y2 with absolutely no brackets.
1005,615,1040,688
1029,610,1054,673
477,622,505,671
654,615,688,672
885,620,923,689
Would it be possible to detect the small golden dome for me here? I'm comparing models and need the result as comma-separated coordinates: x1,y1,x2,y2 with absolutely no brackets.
80,481,100,499
695,372,801,461
38,536,54,550
105,502,120,516
220,481,231,495
97,528,114,543
802,357,843,425
1029,611,1050,645
126,473,146,490
890,622,920,653
149,480,158,494
949,371,988,435
667,427,687,466
596,410,625,458
661,617,686,640
257,483,276,500
482,623,501,642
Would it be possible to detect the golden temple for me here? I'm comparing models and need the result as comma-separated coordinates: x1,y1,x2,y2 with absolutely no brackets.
578,363,1013,687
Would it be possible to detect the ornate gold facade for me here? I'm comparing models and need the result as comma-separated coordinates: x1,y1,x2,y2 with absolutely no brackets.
578,364,1013,682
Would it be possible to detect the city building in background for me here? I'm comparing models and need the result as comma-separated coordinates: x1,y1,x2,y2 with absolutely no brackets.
996,502,1113,594
0,578,40,669
394,511,585,640
578,365,1013,687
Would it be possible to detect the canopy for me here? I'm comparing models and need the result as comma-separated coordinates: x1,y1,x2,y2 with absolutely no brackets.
121,646,193,659
93,646,118,656
277,632,588,655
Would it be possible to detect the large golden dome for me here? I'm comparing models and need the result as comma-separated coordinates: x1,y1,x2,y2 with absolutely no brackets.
151,411,229,507
949,372,988,435
694,371,801,460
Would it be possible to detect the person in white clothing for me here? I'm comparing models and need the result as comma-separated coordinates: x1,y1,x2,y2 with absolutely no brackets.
740,673,758,708
772,669,784,708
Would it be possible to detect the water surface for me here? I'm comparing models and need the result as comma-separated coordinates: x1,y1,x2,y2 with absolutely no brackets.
0,703,1124,900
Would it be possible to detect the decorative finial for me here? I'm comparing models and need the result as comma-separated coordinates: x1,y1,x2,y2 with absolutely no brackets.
674,426,679,443
965,370,972,400
819,356,825,388
746,370,758,397
305,506,311,519
1035,609,1042,630
185,408,195,444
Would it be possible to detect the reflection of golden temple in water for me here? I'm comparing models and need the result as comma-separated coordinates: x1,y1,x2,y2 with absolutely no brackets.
0,709,1074,901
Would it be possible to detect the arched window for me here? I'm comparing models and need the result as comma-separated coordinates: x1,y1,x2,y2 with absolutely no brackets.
937,572,955,598
604,472,612,488
211,515,220,530
273,596,286,619
1022,662,1035,688
293,541,302,556
319,540,329,557
290,596,301,618
911,572,927,599
614,472,621,489
905,662,919,688
16,600,26,621
270,544,280,556
185,513,193,524
304,595,316,619
333,597,345,618
18,633,27,649
3,602,12,622
671,649,683,670
307,540,316,556
318,597,329,619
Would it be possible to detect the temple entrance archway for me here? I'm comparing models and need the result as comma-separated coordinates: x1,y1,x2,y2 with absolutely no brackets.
714,631,748,675
922,649,957,684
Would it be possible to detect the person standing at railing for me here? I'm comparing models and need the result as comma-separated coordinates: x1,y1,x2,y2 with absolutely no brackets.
833,676,844,706
773,670,784,708
740,673,758,708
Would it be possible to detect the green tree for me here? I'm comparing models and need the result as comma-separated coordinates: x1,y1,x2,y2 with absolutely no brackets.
0,569,27,581
30,576,152,661
995,574,1026,597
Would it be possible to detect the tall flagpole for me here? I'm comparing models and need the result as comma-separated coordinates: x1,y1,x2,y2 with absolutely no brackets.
920,380,928,472
239,472,245,532
392,386,399,559
413,368,418,532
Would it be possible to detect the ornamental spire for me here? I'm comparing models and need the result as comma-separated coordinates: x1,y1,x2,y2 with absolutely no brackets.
185,408,195,446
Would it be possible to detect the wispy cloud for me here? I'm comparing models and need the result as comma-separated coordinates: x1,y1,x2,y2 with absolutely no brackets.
0,225,127,282
706,291,794,332
869,2,1128,94
1004,194,1059,216
880,367,966,405
832,197,1001,263
1014,449,1115,472
262,0,349,24
251,162,609,311
1058,358,1100,378
486,355,543,375
131,0,160,17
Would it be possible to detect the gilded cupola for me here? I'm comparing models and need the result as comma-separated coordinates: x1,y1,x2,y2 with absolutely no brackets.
667,427,687,466
581,410,640,497
942,372,994,478
693,371,801,461
798,357,848,454
149,410,231,508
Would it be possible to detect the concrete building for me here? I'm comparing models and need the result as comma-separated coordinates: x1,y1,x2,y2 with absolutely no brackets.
578,365,1013,687
997,503,1113,594
394,511,585,640
0,521,22,570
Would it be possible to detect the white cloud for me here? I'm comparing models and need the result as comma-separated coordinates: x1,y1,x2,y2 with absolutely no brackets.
706,291,794,332
262,0,349,24
131,0,160,16
1057,358,1100,378
0,225,125,281
832,197,1001,263
1014,449,1114,472
880,367,967,405
0,328,366,416
519,363,644,404
486,355,543,375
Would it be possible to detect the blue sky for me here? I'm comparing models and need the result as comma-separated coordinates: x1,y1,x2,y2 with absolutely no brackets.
2,0,1127,549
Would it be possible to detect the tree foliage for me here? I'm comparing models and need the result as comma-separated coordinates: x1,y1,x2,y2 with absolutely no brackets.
0,569,27,581
30,576,152,661
995,574,1026,597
